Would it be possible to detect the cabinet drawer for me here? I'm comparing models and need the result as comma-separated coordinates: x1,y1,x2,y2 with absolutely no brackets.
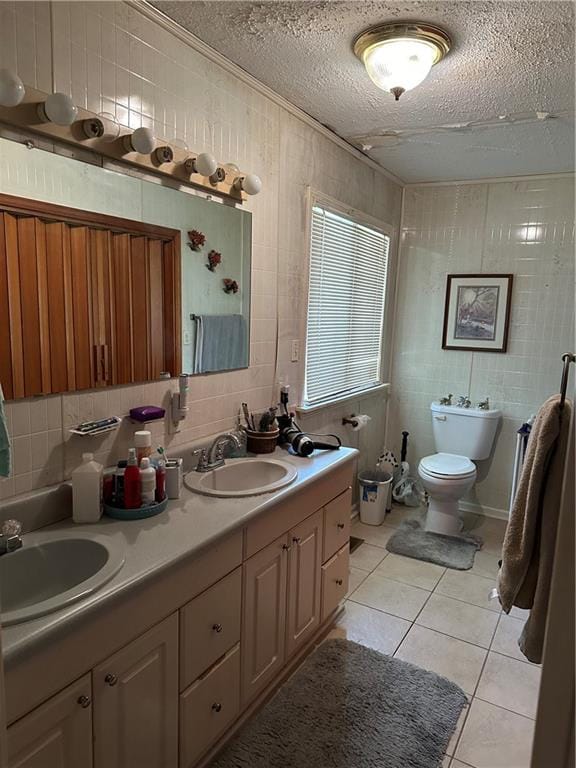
323,487,352,562
180,567,242,690
179,645,241,768
321,544,350,622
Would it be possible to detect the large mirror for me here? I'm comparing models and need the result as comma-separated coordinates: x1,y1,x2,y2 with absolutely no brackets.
0,137,251,400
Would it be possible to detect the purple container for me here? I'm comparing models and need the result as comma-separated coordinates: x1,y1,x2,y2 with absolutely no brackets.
129,405,166,423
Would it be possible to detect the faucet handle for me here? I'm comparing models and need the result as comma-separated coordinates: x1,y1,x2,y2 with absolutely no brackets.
477,397,490,410
1,519,22,537
456,395,471,408
193,448,208,472
439,393,453,406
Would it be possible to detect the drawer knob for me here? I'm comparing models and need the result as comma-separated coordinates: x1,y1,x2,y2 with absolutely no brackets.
282,544,291,551
292,536,301,544
337,523,345,530
335,579,343,586
105,673,118,687
212,623,223,633
212,702,222,713
77,695,91,709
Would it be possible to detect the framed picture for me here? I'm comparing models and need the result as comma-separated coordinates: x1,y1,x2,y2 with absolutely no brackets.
442,274,513,352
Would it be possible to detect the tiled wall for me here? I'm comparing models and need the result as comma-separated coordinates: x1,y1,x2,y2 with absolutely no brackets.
0,1,402,501
388,177,575,516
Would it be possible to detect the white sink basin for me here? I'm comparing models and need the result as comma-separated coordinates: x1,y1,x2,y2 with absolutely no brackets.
185,457,297,498
0,533,125,626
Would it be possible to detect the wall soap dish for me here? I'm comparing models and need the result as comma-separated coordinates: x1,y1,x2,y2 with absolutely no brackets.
129,406,166,423
69,416,121,437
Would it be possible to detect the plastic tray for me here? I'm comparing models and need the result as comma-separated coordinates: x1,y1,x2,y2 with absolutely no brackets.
104,496,168,520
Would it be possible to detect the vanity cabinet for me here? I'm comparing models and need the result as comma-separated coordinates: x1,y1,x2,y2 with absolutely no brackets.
7,674,93,768
5,459,355,768
93,614,178,768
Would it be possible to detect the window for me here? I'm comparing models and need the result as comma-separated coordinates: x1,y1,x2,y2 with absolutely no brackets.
304,203,390,407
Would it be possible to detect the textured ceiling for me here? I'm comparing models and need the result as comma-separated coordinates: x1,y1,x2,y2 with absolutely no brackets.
152,0,575,182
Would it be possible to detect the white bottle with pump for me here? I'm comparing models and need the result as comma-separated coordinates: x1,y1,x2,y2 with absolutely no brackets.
139,457,157,504
72,453,103,523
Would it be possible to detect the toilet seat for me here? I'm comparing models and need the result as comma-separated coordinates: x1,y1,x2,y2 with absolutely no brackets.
419,452,476,479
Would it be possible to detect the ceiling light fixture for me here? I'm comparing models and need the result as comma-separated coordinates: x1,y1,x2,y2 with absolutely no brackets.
353,22,451,101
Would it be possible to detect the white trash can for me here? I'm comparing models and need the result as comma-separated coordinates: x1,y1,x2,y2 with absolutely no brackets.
358,469,392,526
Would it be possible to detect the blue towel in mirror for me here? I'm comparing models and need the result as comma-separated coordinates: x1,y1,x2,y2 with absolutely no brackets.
193,315,248,374
0,383,11,477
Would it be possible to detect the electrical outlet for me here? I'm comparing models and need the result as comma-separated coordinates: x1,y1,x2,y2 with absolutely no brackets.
291,339,300,362
183,330,191,345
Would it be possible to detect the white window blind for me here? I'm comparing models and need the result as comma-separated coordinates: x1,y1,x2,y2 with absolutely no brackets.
304,204,390,406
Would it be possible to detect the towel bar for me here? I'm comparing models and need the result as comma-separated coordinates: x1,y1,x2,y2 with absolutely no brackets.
559,352,575,409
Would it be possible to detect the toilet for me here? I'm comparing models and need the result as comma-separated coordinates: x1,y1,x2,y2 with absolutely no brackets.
418,402,501,536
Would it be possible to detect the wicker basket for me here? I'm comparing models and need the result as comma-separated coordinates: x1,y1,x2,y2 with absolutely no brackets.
245,428,279,455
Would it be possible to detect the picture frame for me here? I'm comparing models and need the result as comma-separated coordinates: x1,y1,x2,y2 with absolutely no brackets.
442,273,513,353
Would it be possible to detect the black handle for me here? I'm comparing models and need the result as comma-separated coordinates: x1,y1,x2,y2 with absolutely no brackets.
400,431,409,464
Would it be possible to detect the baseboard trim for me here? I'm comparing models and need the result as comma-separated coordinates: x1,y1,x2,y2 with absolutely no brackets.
459,500,509,521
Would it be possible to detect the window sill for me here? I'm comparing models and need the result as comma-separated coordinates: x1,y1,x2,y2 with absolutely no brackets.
296,383,390,415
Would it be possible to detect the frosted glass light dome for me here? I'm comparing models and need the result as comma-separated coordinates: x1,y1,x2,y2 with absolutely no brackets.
354,22,451,100
364,39,437,96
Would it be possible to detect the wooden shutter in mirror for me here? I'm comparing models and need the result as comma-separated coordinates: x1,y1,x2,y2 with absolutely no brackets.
0,194,181,399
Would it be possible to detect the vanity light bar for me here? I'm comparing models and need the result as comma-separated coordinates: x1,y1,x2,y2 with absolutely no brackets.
0,77,261,202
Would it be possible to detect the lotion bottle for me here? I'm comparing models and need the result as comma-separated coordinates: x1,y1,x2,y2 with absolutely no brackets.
139,457,156,504
72,453,103,523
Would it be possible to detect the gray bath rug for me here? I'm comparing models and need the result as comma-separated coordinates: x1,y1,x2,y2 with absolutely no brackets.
210,639,467,768
387,519,483,570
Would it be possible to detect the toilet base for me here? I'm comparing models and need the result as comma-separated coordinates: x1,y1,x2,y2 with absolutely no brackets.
425,498,463,536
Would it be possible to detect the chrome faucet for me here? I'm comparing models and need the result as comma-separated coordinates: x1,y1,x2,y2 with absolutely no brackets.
456,395,471,409
194,433,242,472
0,519,23,556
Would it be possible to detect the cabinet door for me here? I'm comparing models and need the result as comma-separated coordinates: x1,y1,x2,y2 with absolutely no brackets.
7,674,92,768
286,509,323,658
93,614,178,768
242,534,288,704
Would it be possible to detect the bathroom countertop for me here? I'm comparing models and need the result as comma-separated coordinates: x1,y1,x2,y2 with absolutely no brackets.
2,446,358,667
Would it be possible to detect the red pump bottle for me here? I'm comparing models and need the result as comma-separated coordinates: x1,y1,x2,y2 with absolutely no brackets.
124,448,141,509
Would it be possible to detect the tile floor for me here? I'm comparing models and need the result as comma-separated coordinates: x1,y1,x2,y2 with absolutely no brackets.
330,506,542,768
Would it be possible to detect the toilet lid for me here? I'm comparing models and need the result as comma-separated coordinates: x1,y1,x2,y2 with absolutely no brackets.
420,453,476,478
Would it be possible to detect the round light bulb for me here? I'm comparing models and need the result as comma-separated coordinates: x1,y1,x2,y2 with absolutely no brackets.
0,69,25,107
240,173,262,196
130,126,155,154
41,92,78,126
194,152,218,177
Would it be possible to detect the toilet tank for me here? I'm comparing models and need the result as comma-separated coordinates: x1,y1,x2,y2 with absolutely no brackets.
430,403,501,460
